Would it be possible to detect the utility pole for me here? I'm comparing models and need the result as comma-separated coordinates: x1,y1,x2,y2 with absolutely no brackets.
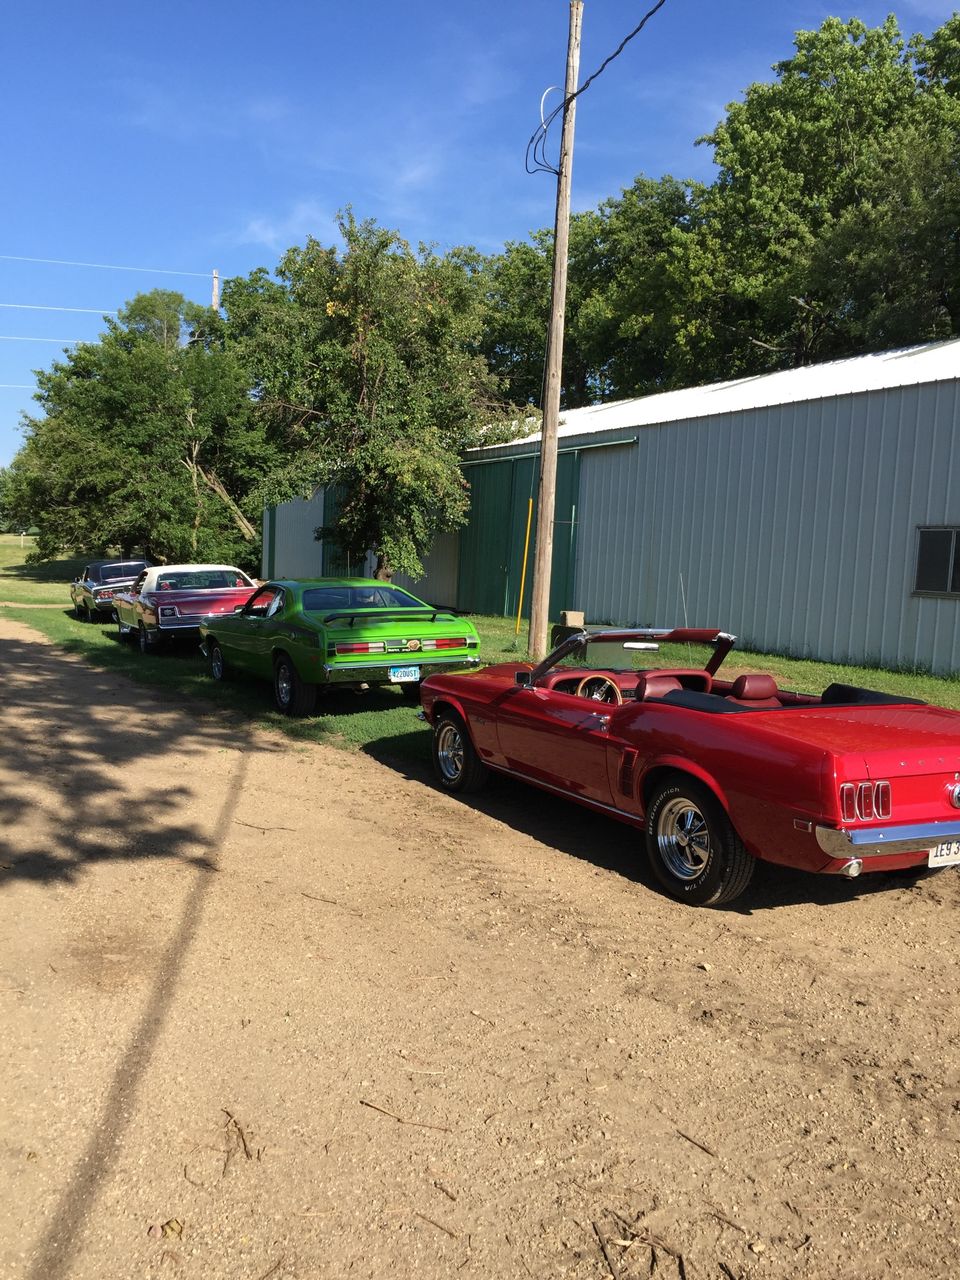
211,269,220,311
528,0,583,659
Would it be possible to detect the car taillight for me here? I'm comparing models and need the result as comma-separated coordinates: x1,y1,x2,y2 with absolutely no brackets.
874,781,891,819
839,780,891,821
99,589,114,599
159,605,179,618
421,637,467,650
840,783,857,822
335,641,386,655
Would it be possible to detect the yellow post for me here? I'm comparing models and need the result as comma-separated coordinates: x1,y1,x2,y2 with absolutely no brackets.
515,497,535,637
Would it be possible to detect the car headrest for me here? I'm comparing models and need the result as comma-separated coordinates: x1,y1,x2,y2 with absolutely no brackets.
730,673,778,701
637,674,684,700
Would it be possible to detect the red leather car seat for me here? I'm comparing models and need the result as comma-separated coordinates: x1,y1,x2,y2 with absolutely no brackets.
727,674,781,707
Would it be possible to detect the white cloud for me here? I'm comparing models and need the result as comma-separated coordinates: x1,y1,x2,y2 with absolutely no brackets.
231,200,338,252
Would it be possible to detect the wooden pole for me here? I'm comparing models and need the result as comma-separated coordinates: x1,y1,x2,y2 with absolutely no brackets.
528,0,583,659
211,269,220,310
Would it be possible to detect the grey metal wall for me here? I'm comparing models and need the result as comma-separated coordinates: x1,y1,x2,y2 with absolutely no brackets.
263,492,325,578
573,379,960,674
393,532,460,606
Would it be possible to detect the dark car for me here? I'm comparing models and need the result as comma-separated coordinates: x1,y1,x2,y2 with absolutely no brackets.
70,559,151,622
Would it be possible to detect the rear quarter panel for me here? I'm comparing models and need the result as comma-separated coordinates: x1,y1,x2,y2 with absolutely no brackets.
614,703,834,872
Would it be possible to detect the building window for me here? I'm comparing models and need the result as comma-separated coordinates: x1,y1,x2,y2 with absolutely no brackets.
915,527,960,595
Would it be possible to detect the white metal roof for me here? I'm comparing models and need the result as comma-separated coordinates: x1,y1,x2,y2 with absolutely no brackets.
489,337,960,450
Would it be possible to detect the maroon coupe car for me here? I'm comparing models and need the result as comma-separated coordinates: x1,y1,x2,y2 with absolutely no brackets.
419,628,960,907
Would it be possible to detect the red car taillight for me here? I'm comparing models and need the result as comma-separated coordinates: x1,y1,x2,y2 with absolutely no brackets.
840,780,891,822
335,641,386,655
840,783,857,822
422,637,468,650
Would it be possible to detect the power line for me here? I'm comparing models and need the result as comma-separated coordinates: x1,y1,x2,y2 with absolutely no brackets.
0,302,117,315
0,335,81,344
526,0,670,176
0,253,211,279
0,383,36,388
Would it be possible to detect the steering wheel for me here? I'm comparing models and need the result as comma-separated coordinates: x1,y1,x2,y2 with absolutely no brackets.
575,674,623,705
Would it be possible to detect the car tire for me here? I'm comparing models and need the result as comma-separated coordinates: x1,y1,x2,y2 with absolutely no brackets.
432,711,488,794
273,653,316,716
645,775,754,907
400,680,422,703
138,623,153,654
82,602,93,623
209,641,228,681
117,619,130,643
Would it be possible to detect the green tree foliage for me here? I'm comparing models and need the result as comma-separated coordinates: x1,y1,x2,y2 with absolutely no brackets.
6,291,273,565
223,212,525,579
480,13,960,398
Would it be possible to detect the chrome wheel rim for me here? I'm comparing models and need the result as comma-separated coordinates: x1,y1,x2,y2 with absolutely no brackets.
211,648,224,679
436,722,464,783
276,663,292,706
656,797,711,881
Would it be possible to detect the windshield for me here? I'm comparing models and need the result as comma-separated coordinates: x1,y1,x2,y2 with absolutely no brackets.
156,570,252,590
302,585,428,612
554,639,662,672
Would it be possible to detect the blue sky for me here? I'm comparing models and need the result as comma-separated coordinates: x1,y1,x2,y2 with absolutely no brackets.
1,1,956,466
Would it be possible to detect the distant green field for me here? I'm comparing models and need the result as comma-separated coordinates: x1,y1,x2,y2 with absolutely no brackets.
3,537,960,768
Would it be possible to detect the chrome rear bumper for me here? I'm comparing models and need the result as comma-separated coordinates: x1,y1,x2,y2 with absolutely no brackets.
816,819,960,858
322,657,482,683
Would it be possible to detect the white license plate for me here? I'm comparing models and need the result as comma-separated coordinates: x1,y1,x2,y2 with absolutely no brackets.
929,840,960,868
389,665,421,683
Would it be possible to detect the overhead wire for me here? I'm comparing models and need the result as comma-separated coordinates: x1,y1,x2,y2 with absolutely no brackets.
0,253,211,278
0,303,117,315
525,0,670,177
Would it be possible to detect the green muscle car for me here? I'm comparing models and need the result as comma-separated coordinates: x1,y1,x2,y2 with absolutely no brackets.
198,577,482,715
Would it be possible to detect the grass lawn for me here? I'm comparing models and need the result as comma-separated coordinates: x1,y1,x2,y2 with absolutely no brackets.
4,533,960,771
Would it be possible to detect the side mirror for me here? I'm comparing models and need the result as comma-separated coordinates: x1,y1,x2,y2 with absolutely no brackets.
515,671,532,687
234,604,246,613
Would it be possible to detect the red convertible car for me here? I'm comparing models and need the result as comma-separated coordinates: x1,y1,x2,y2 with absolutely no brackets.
419,627,960,907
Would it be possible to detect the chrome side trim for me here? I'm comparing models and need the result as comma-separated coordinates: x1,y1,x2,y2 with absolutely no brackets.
816,819,960,857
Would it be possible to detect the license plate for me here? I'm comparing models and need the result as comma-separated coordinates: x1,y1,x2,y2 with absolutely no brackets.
389,665,420,683
929,840,960,868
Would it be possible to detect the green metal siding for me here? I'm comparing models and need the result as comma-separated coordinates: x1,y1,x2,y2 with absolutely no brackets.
457,453,580,620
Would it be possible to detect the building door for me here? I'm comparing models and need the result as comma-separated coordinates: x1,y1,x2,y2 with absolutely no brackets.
457,453,580,620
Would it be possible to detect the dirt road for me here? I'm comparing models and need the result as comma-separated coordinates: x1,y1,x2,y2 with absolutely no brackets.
2,616,959,1280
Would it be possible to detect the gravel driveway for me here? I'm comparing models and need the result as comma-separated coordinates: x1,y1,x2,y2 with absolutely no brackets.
2,616,959,1280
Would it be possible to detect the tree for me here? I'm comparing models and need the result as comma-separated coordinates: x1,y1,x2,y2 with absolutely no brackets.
223,212,525,579
6,291,273,565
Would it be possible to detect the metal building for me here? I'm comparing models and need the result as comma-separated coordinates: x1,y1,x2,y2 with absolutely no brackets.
263,338,960,673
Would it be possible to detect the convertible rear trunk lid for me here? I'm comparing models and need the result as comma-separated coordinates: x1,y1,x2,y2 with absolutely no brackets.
754,703,960,823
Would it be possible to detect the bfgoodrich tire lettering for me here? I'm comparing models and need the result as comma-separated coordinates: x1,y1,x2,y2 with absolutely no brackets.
645,775,754,907
432,712,488,794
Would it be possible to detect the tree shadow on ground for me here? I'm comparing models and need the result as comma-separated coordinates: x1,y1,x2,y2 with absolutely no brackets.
3,553,86,582
0,635,281,890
